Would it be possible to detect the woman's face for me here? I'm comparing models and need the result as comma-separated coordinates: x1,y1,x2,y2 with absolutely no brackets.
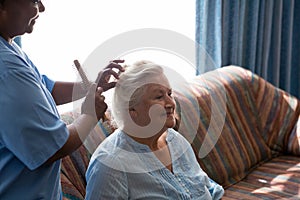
130,74,176,131
0,0,45,39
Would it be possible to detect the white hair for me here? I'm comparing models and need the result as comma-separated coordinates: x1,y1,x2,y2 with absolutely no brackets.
111,60,164,128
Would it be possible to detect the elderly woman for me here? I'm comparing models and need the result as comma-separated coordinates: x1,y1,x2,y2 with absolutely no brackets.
85,61,224,199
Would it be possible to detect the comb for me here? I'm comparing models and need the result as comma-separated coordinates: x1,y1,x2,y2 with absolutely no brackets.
73,59,107,121
73,59,90,90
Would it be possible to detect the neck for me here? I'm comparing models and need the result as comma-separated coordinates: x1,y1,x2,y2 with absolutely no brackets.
0,32,12,43
125,130,168,151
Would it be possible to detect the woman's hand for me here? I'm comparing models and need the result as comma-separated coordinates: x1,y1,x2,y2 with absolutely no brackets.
95,60,125,92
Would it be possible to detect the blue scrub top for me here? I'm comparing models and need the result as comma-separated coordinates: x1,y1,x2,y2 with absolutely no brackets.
0,37,69,200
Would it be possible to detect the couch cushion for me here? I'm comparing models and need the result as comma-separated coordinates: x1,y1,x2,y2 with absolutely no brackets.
249,68,300,154
60,111,116,200
61,145,89,200
222,155,300,199
174,66,272,188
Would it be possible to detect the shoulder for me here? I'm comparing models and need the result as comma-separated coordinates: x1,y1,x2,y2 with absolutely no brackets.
0,38,37,79
86,130,128,185
167,128,195,157
88,130,124,168
88,129,153,174
0,49,35,84
167,128,190,144
0,43,27,68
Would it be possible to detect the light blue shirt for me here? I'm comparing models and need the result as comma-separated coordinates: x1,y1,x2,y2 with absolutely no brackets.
86,128,224,200
0,37,69,200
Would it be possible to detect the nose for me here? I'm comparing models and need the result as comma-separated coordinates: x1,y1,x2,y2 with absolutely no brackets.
165,95,175,109
38,1,45,12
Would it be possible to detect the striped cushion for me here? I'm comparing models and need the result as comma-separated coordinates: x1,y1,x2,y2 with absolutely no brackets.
249,67,300,154
61,145,89,200
60,111,116,200
222,155,300,199
60,111,87,200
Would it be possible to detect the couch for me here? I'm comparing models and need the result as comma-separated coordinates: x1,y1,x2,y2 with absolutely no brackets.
60,66,300,199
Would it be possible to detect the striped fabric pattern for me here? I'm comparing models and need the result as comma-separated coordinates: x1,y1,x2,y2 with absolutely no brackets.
175,66,273,188
60,111,88,200
61,145,89,200
60,112,116,200
175,66,300,197
60,66,300,199
223,155,300,199
248,67,300,154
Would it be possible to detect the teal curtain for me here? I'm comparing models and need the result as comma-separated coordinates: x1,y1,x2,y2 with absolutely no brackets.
196,0,300,98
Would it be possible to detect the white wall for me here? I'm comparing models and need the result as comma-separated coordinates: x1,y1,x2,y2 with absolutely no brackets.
22,0,196,112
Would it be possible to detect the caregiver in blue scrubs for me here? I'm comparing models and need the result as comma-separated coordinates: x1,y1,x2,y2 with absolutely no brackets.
0,0,123,199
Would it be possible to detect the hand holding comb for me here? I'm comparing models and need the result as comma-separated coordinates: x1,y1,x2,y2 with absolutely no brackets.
73,59,108,121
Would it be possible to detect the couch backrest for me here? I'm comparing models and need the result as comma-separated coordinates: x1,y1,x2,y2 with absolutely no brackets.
174,65,300,188
248,67,300,154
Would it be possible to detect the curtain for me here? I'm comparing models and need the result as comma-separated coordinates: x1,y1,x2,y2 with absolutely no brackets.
196,0,300,99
